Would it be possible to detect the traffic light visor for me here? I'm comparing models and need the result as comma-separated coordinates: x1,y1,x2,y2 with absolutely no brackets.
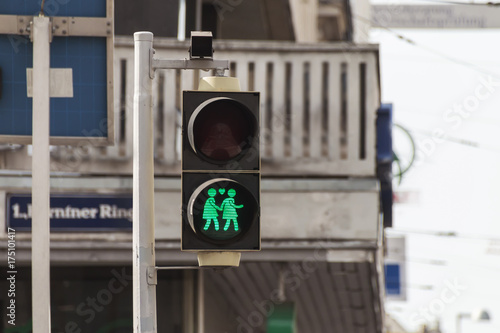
188,97,257,163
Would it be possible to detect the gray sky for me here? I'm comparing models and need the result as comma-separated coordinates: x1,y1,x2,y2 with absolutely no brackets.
370,24,500,333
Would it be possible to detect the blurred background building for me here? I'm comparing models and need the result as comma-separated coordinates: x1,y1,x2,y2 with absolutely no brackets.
0,0,389,332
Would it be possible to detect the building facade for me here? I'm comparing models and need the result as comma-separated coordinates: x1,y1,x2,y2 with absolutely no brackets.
0,1,385,332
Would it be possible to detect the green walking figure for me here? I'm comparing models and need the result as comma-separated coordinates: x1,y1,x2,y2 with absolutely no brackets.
221,189,244,231
203,188,221,231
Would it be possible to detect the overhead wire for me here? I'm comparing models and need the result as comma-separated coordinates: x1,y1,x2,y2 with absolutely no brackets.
356,7,500,236
387,227,500,242
385,231,500,274
366,6,500,301
354,13,500,154
354,15,500,79
415,0,500,6
402,126,500,153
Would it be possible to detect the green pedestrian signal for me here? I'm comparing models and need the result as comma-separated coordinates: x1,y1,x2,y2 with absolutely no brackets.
187,179,258,245
202,188,244,232
221,189,243,231
202,188,221,231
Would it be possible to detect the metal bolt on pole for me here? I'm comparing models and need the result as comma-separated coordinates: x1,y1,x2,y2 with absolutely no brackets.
133,31,157,333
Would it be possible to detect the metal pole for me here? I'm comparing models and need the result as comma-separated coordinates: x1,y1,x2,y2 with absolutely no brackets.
197,270,205,333
133,31,157,333
195,0,202,31
177,0,186,41
31,16,51,333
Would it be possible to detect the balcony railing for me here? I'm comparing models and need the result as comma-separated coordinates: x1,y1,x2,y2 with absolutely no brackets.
10,38,381,177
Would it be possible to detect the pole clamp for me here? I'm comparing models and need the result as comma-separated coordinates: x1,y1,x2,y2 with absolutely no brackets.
147,266,157,285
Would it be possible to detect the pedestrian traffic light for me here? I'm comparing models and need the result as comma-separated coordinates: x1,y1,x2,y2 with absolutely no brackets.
181,77,260,261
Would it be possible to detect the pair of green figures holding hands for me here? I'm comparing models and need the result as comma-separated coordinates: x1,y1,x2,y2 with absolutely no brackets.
202,188,243,232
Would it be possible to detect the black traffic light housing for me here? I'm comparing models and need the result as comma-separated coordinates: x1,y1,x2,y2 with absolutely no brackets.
182,90,260,251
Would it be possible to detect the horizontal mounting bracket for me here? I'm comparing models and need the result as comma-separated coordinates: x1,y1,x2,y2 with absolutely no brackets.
149,49,229,79
0,14,112,37
152,58,230,71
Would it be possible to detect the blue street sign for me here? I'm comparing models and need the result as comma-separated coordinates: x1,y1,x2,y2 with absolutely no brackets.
385,263,401,296
0,0,113,144
7,193,133,231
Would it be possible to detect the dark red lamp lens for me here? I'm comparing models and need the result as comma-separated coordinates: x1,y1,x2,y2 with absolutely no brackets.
192,99,255,162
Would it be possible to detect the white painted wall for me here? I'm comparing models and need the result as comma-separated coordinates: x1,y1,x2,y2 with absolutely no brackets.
154,186,379,241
